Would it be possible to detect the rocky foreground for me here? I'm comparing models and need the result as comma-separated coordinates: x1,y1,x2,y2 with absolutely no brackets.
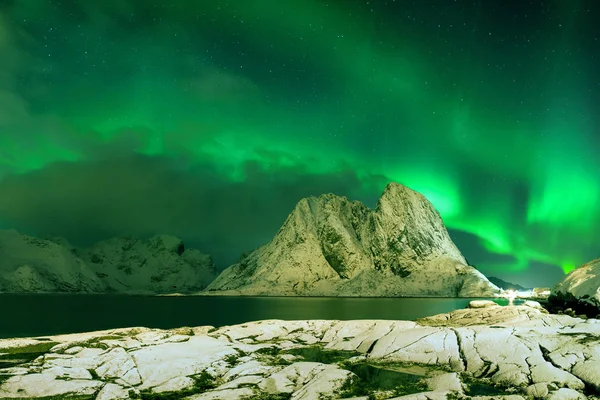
1,303,600,399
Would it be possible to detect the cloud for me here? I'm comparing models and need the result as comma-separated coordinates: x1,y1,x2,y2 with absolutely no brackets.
0,10,83,177
0,154,379,268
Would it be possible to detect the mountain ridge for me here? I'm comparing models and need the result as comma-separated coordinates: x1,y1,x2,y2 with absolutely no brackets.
488,276,531,291
206,182,499,297
0,229,216,294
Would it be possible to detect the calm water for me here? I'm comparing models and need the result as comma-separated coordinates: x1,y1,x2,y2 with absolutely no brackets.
0,294,521,339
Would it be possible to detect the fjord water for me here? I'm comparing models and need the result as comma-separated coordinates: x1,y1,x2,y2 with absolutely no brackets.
0,294,521,339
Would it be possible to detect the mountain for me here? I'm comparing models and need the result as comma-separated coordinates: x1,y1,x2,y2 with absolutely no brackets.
77,235,216,294
0,230,216,294
488,277,531,291
549,258,600,317
206,182,500,297
0,229,104,292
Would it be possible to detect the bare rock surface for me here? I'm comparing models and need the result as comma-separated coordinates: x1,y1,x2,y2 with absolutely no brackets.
207,182,499,297
0,230,216,294
2,303,600,399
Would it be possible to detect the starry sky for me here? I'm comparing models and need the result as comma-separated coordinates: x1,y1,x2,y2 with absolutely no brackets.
0,0,598,287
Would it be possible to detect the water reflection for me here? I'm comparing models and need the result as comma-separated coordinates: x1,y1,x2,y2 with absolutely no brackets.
0,294,516,339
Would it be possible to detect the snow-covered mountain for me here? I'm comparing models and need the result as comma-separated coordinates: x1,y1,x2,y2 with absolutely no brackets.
77,235,216,294
206,182,500,297
0,230,216,294
0,230,103,292
550,258,600,316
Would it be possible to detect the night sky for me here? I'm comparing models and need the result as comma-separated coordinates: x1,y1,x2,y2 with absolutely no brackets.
0,0,598,287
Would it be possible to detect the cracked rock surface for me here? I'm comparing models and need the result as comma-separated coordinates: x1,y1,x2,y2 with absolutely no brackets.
1,303,600,399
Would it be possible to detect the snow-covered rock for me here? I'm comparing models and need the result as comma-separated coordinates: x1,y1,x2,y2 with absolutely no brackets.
0,230,216,294
0,229,103,292
550,258,600,316
207,182,499,297
468,300,498,308
1,305,598,399
78,234,216,294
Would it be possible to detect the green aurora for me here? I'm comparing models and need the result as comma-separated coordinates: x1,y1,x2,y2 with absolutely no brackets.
0,0,598,286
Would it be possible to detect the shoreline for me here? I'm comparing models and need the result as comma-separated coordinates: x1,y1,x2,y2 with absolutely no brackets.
1,301,596,399
0,291,549,300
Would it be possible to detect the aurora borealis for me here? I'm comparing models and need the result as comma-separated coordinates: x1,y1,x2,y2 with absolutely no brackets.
0,0,598,287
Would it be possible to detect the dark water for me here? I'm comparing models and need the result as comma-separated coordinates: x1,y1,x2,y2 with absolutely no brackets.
0,294,522,339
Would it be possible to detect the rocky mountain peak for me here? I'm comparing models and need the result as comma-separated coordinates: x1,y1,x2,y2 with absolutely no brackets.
369,183,466,277
146,235,186,256
375,182,441,225
207,182,498,297
379,181,419,199
294,193,359,218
